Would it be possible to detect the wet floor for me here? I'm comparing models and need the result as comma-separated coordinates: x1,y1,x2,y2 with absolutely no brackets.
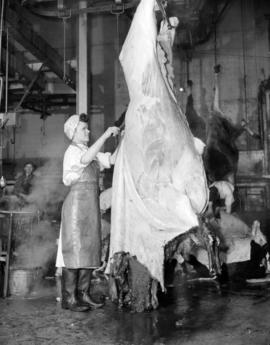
1,277,270,345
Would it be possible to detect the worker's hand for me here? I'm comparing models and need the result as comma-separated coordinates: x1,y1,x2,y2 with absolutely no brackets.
169,17,179,28
105,126,120,139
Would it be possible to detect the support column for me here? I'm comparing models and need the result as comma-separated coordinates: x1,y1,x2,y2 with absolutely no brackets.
76,1,88,115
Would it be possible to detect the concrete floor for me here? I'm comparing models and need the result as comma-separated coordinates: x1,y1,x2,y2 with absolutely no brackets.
1,276,270,345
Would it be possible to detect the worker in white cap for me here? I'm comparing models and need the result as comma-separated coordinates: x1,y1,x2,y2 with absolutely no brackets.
56,113,119,312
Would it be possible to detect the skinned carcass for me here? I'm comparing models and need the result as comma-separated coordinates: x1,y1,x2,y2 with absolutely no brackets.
107,0,209,311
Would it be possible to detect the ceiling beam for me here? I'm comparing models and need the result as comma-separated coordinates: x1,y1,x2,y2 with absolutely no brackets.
6,3,76,90
8,93,76,107
22,0,139,17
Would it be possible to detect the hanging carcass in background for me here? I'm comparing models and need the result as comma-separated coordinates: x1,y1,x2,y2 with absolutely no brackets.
184,67,269,280
202,66,260,184
185,65,260,185
185,79,206,142
204,67,269,269
107,0,210,311
203,67,244,184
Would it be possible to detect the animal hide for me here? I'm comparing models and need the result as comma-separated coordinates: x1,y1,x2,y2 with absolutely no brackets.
109,252,159,312
204,112,243,182
204,72,244,182
185,82,206,142
108,0,208,289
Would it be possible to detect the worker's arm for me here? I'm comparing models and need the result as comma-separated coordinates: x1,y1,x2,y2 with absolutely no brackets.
81,127,119,165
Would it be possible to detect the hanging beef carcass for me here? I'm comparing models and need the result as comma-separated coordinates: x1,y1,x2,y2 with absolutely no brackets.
107,0,212,311
185,67,260,184
186,68,243,184
183,70,268,277
203,69,257,184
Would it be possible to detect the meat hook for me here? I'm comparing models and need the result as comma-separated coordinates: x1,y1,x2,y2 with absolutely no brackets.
156,0,172,30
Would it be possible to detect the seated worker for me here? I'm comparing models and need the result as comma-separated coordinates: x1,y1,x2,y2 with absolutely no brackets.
207,180,235,217
13,162,36,208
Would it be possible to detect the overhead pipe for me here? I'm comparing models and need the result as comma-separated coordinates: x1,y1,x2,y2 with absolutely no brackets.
5,27,8,114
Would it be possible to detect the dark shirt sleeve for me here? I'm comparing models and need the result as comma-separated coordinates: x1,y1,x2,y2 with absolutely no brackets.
13,174,33,195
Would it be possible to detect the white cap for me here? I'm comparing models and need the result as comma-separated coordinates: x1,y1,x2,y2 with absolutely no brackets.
64,115,80,140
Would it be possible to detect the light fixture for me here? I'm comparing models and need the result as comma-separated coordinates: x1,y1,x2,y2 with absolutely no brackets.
114,0,122,4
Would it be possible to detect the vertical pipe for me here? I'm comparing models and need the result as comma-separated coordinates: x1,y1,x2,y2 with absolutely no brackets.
76,0,88,115
5,27,8,113
3,212,13,298
240,0,248,122
0,0,5,70
213,0,219,68
264,91,270,174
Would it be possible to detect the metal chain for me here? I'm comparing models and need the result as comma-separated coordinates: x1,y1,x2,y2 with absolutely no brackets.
240,0,248,122
213,1,218,67
116,13,120,56
5,27,8,113
0,0,5,69
63,17,66,81
214,23,217,67
111,4,124,56
58,6,71,83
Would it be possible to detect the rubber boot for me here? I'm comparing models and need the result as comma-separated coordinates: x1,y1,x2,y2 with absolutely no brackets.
61,268,90,312
78,269,104,308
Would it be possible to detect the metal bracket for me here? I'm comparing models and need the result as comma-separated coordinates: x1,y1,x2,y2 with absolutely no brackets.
111,3,125,16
